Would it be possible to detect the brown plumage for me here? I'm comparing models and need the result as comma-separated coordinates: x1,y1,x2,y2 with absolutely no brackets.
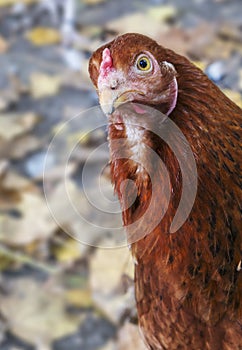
89,33,242,349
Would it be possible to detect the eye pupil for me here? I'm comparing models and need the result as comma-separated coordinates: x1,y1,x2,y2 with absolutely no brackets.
136,56,151,71
139,59,148,69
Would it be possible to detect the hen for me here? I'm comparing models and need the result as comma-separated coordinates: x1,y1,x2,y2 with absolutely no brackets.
89,33,242,350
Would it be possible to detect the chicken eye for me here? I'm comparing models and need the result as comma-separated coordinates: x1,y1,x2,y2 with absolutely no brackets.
136,56,152,72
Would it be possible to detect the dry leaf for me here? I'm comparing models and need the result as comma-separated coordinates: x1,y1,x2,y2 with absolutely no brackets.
0,278,81,347
82,0,107,5
9,135,43,159
147,5,177,22
203,37,242,60
192,61,206,71
106,13,168,41
218,22,242,43
222,89,242,108
106,5,177,38
79,25,103,38
0,0,38,6
65,289,93,308
117,323,146,350
53,238,82,263
26,27,61,46
0,187,21,211
90,247,135,324
0,112,39,141
2,171,32,190
47,178,124,250
0,190,56,245
30,72,62,98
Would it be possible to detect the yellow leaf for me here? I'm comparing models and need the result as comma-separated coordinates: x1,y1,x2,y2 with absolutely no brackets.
107,13,167,40
223,89,242,108
193,61,206,71
30,72,61,98
53,239,81,263
0,191,56,245
82,0,107,5
65,289,93,308
26,27,61,46
0,0,38,7
0,254,14,271
0,112,39,141
67,131,90,147
147,5,178,22
0,278,81,346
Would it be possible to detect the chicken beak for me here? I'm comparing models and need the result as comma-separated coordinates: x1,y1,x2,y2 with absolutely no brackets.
99,89,129,115
99,89,117,115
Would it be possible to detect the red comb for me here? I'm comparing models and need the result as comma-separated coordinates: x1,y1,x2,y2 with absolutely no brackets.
100,48,113,77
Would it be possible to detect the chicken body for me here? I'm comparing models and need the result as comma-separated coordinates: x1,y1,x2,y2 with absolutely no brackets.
89,33,242,350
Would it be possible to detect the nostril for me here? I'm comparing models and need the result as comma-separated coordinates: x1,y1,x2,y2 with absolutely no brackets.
110,79,118,90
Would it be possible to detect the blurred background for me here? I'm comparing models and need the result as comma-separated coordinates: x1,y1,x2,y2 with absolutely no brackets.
0,0,241,349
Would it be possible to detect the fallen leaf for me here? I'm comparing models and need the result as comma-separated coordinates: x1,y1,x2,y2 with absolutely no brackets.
30,72,62,98
79,25,103,38
9,135,42,159
67,130,90,147
90,247,135,324
2,171,32,190
218,22,242,44
53,238,82,263
0,0,37,6
203,37,242,60
147,5,178,22
47,179,124,250
0,112,39,141
26,27,61,46
0,187,21,211
222,89,242,108
192,61,206,71
0,255,14,271
65,289,93,308
117,322,146,350
106,12,169,41
0,278,82,347
0,189,57,245
82,0,107,5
